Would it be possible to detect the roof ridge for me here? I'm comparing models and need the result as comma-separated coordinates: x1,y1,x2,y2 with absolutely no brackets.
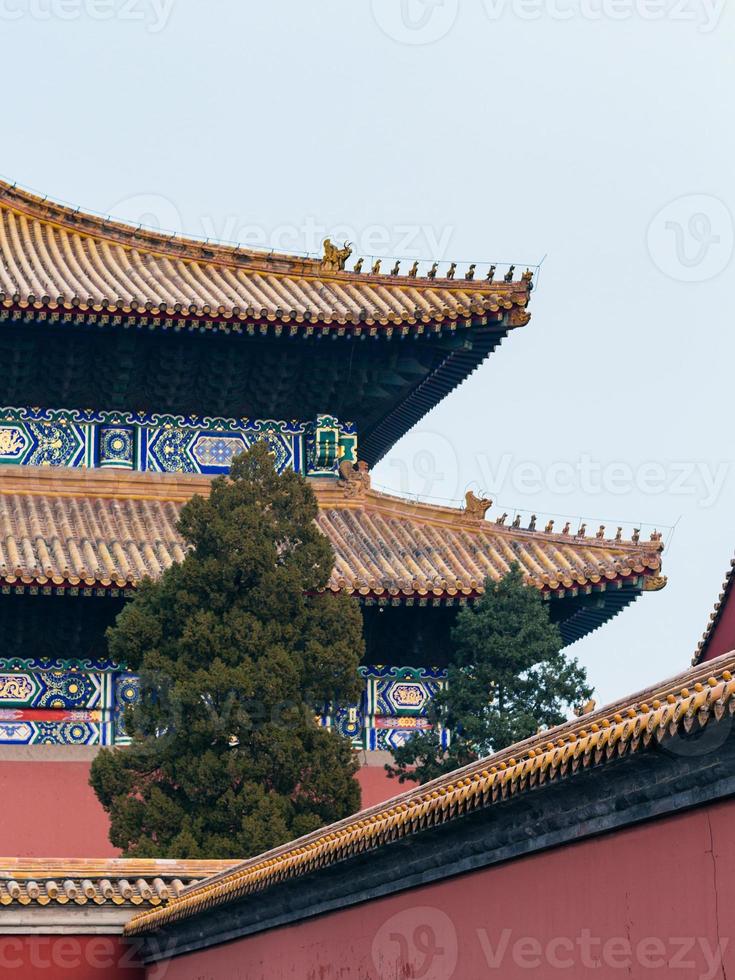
0,178,324,278
351,485,664,552
0,465,663,555
0,858,234,876
0,178,532,292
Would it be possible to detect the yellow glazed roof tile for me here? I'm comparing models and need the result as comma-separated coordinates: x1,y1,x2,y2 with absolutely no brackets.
0,181,531,331
0,859,233,910
0,467,663,599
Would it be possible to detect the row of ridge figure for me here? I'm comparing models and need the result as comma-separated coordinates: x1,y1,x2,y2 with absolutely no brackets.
322,240,532,284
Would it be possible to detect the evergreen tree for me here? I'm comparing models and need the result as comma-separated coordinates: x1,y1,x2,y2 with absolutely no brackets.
90,443,364,858
387,566,592,784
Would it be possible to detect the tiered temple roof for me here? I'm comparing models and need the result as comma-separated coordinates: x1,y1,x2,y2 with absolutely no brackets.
0,467,664,644
0,178,666,717
0,180,532,466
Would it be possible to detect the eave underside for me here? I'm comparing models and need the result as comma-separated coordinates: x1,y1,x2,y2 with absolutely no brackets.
0,581,644,664
0,316,512,467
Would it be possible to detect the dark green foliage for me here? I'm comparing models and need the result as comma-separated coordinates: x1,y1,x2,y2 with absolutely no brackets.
90,443,364,858
387,566,592,784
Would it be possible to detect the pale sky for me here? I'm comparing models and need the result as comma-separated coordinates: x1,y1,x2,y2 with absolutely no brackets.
1,0,733,705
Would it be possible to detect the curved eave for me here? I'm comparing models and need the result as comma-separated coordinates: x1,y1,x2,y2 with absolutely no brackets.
0,294,524,336
0,179,532,466
0,569,655,604
0,469,665,648
319,571,656,603
0,180,532,332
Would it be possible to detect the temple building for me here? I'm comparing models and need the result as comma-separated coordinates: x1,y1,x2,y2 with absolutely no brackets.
9,176,725,979
0,178,666,761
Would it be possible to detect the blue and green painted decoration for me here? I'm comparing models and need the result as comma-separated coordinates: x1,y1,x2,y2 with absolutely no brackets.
0,661,448,749
0,659,119,746
0,407,357,477
322,666,450,751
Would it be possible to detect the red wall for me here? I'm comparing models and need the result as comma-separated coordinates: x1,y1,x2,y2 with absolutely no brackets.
0,936,143,978
149,799,735,980
0,760,398,858
0,761,118,858
703,587,735,662
355,764,404,809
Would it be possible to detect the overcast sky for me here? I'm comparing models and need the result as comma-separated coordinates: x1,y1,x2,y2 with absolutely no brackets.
1,0,732,705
